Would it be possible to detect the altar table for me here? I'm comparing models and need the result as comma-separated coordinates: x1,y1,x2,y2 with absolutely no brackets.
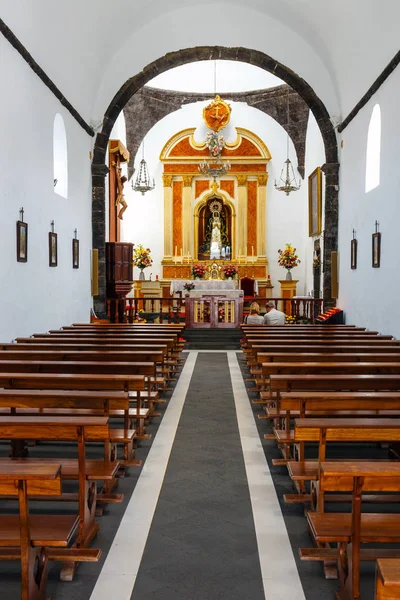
170,279,238,294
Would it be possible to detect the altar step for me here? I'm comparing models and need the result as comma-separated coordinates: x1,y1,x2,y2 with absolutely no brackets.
184,328,242,350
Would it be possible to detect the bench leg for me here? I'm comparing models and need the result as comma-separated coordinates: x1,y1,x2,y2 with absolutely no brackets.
18,480,49,600
60,481,99,582
23,546,49,600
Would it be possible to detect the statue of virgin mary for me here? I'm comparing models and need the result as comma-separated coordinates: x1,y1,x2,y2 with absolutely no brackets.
210,214,222,259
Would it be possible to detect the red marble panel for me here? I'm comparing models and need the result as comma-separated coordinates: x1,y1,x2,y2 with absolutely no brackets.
247,180,257,256
220,180,235,197
195,180,210,198
172,181,183,258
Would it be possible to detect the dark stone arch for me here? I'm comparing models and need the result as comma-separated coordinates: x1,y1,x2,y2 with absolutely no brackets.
92,46,339,315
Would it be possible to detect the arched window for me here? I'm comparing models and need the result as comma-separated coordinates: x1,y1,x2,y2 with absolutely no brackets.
53,113,68,198
365,104,381,193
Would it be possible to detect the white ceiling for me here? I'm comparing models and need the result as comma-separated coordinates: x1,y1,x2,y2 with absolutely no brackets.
2,0,399,121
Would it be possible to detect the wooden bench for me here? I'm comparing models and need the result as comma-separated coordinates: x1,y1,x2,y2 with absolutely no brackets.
270,393,400,498
0,416,110,580
291,418,400,510
0,372,145,453
301,461,400,599
0,461,99,600
0,349,165,414
258,352,400,364
0,388,140,466
376,559,400,599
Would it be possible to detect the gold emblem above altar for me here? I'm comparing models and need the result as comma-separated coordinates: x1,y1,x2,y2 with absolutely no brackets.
202,95,231,132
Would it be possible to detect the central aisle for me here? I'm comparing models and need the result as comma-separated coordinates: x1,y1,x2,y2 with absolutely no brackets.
131,352,265,599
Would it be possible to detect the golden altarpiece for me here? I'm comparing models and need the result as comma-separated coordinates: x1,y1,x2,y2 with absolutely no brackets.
159,127,272,297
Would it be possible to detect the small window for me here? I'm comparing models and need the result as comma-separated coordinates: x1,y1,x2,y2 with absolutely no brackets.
365,104,381,193
53,113,68,198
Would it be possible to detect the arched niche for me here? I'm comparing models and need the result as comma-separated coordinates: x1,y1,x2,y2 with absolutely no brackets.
194,189,236,261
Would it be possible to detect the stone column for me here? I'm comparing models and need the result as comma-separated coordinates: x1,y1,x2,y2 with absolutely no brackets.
321,162,340,308
257,174,268,257
162,174,173,259
92,163,109,318
182,175,194,257
236,174,248,258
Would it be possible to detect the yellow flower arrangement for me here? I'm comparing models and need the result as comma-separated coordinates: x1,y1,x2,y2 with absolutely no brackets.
285,315,297,324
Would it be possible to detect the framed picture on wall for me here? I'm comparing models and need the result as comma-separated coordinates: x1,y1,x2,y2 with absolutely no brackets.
372,232,381,268
72,238,79,269
351,238,357,270
308,166,322,237
16,220,28,263
49,232,58,267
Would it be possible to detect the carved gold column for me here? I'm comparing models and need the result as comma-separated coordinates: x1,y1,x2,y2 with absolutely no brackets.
257,173,268,258
182,175,194,257
236,174,248,258
163,174,173,259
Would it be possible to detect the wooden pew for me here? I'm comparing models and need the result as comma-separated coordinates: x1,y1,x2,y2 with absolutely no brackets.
258,352,400,364
0,416,109,580
0,388,136,466
269,374,400,405
0,462,97,600
272,392,400,498
375,559,400,599
0,349,165,412
301,461,400,599
0,373,145,454
291,418,400,509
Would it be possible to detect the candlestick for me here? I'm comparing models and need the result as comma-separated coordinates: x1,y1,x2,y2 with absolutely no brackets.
180,248,183,264
175,245,177,258
252,246,254,257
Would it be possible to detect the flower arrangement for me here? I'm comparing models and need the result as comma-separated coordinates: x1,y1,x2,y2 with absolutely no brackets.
183,282,195,292
277,244,301,270
206,132,225,158
133,309,147,323
133,244,152,270
192,263,206,279
223,264,238,278
285,315,297,324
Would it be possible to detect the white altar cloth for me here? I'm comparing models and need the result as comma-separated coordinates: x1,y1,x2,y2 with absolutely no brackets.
189,290,243,299
170,279,238,294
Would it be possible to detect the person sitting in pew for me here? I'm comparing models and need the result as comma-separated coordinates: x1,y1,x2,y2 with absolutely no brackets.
245,302,264,325
263,301,286,325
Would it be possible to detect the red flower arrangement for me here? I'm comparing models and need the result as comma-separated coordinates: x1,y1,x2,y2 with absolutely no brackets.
223,264,238,278
192,264,206,278
277,243,301,270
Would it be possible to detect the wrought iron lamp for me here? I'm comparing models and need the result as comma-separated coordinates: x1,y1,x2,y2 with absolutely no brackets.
132,141,155,195
275,88,301,196
198,156,231,180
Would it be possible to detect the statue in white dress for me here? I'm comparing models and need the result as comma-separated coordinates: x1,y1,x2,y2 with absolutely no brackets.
210,214,222,259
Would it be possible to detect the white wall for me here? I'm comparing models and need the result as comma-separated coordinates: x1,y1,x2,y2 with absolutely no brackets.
338,68,400,336
0,36,93,342
120,99,322,294
303,112,326,297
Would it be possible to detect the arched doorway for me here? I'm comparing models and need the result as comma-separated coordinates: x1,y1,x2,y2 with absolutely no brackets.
92,46,339,315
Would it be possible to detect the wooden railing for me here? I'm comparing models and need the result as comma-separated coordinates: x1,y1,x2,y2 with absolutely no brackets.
107,297,184,324
106,295,323,324
253,297,323,323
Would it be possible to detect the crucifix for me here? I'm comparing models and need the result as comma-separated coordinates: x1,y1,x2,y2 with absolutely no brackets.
19,207,24,222
375,220,379,233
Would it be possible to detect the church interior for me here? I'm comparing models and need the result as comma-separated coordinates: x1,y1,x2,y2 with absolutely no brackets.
1,2,400,599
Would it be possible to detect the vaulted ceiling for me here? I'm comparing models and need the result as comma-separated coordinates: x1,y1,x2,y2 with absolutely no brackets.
2,1,399,121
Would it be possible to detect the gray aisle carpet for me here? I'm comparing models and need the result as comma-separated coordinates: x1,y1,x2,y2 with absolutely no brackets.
131,352,264,600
